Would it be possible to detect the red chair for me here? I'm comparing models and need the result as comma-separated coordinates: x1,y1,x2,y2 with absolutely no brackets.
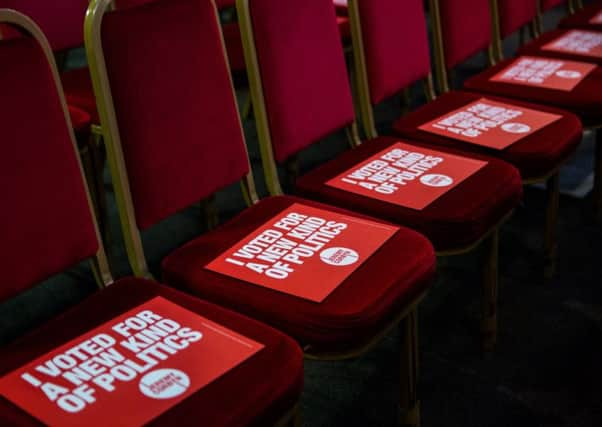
559,1,602,31
236,0,525,355
0,0,98,122
0,9,303,427
429,0,602,219
345,0,581,279
0,0,110,243
85,0,437,424
490,0,602,66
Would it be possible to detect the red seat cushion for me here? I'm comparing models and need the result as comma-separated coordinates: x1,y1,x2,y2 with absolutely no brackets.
67,105,91,138
162,195,436,354
337,15,351,41
463,58,602,127
294,137,523,252
333,0,348,16
61,67,99,124
0,277,303,427
517,29,602,65
559,3,602,31
392,91,582,180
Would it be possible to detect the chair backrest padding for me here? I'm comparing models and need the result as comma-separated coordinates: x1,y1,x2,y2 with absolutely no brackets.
497,0,537,39
0,35,98,301
437,0,492,68
356,0,431,105
247,0,355,162
541,0,566,12
100,0,250,229
0,0,89,51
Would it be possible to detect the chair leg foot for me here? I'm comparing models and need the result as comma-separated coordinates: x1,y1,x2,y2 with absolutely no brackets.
400,308,420,427
481,229,499,352
544,173,560,280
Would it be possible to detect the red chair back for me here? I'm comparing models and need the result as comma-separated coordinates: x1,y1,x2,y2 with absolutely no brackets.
497,0,537,39
435,0,493,69
245,0,355,162
97,0,250,229
0,13,100,301
354,0,431,105
541,0,567,11
0,0,88,51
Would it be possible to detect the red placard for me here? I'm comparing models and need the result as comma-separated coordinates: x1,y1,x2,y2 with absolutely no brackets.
0,297,264,427
489,56,596,91
418,98,562,150
541,30,602,58
590,11,602,24
206,204,398,302
326,142,487,210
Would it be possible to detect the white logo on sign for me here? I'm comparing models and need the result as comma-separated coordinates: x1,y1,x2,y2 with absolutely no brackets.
555,70,582,79
139,369,190,399
320,247,359,266
501,122,531,134
419,174,454,187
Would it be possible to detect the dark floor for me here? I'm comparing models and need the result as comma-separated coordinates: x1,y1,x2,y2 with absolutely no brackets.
2,5,602,427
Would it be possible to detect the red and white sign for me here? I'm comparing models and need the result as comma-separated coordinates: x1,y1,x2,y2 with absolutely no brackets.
490,56,596,91
589,11,602,24
541,30,602,58
326,142,487,210
206,204,398,302
418,98,562,150
0,297,263,427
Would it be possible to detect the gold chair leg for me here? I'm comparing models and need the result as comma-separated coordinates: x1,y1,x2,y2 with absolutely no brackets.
200,194,219,230
241,91,253,121
80,134,110,249
284,154,300,191
90,133,110,249
288,408,301,427
594,129,602,222
544,173,560,279
481,229,499,352
399,308,420,427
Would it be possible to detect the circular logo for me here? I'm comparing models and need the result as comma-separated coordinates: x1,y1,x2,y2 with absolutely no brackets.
139,369,190,399
320,247,359,266
555,70,582,79
419,174,454,187
501,122,531,134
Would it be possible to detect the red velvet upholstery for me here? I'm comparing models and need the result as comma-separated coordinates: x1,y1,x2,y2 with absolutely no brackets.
337,15,351,40
0,36,98,301
100,0,250,229
248,0,355,162
222,16,351,74
216,0,236,7
541,0,567,11
61,67,99,124
68,105,91,135
357,0,431,105
294,137,523,252
559,3,602,31
162,195,436,353
334,0,348,15
392,91,582,180
438,0,493,68
497,0,537,38
463,58,602,126
0,0,88,51
0,278,304,427
517,29,602,65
